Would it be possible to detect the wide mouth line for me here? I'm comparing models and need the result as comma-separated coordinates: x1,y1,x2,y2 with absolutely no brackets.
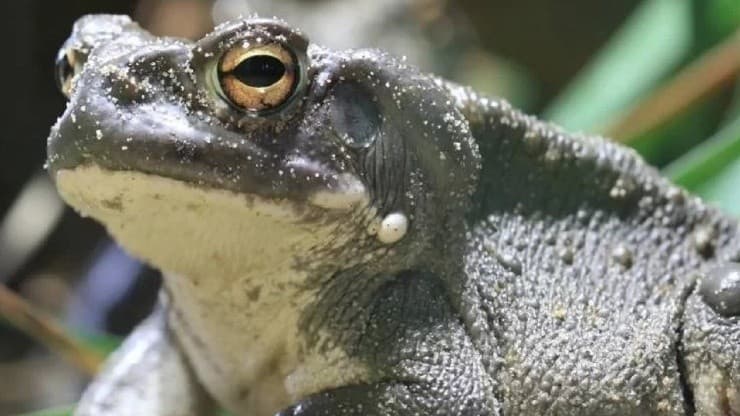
55,165,307,215
48,99,268,171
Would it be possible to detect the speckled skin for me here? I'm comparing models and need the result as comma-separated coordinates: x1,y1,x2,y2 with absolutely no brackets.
453,91,740,415
48,15,739,416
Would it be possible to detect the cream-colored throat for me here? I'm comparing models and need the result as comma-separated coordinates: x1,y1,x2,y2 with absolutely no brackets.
55,165,371,415
55,165,353,281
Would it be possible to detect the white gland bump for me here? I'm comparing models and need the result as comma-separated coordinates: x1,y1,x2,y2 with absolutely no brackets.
377,212,408,244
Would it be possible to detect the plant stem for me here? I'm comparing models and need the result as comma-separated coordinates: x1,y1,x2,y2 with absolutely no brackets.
607,29,740,142
0,284,103,376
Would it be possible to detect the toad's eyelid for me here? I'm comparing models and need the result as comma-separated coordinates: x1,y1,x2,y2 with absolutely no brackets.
218,43,294,73
191,18,309,64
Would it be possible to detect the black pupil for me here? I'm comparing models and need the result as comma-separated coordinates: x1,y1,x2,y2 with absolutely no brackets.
232,55,286,88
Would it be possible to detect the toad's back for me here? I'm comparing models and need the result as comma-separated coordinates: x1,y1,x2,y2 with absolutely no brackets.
457,94,740,415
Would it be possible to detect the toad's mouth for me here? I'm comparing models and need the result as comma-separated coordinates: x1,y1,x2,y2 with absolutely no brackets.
54,165,364,281
46,96,367,212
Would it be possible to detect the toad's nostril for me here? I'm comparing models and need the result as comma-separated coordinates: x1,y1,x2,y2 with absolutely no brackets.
700,263,740,317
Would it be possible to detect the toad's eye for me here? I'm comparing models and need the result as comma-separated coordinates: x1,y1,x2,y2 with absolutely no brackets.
55,49,78,98
217,44,298,113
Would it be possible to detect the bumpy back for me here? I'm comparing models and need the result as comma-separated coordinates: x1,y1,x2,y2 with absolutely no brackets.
448,83,740,415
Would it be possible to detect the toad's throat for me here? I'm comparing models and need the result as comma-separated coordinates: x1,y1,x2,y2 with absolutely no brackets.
54,165,362,281
55,165,374,415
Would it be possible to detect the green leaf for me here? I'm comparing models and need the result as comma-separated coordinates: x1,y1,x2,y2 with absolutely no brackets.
16,405,73,416
70,329,121,356
543,0,692,132
696,0,740,48
627,95,729,166
663,114,740,215
693,157,740,216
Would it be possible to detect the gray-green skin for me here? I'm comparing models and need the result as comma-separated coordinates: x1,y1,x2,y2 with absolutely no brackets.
47,15,740,416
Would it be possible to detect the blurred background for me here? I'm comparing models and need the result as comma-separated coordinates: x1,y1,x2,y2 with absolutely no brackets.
0,0,737,414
